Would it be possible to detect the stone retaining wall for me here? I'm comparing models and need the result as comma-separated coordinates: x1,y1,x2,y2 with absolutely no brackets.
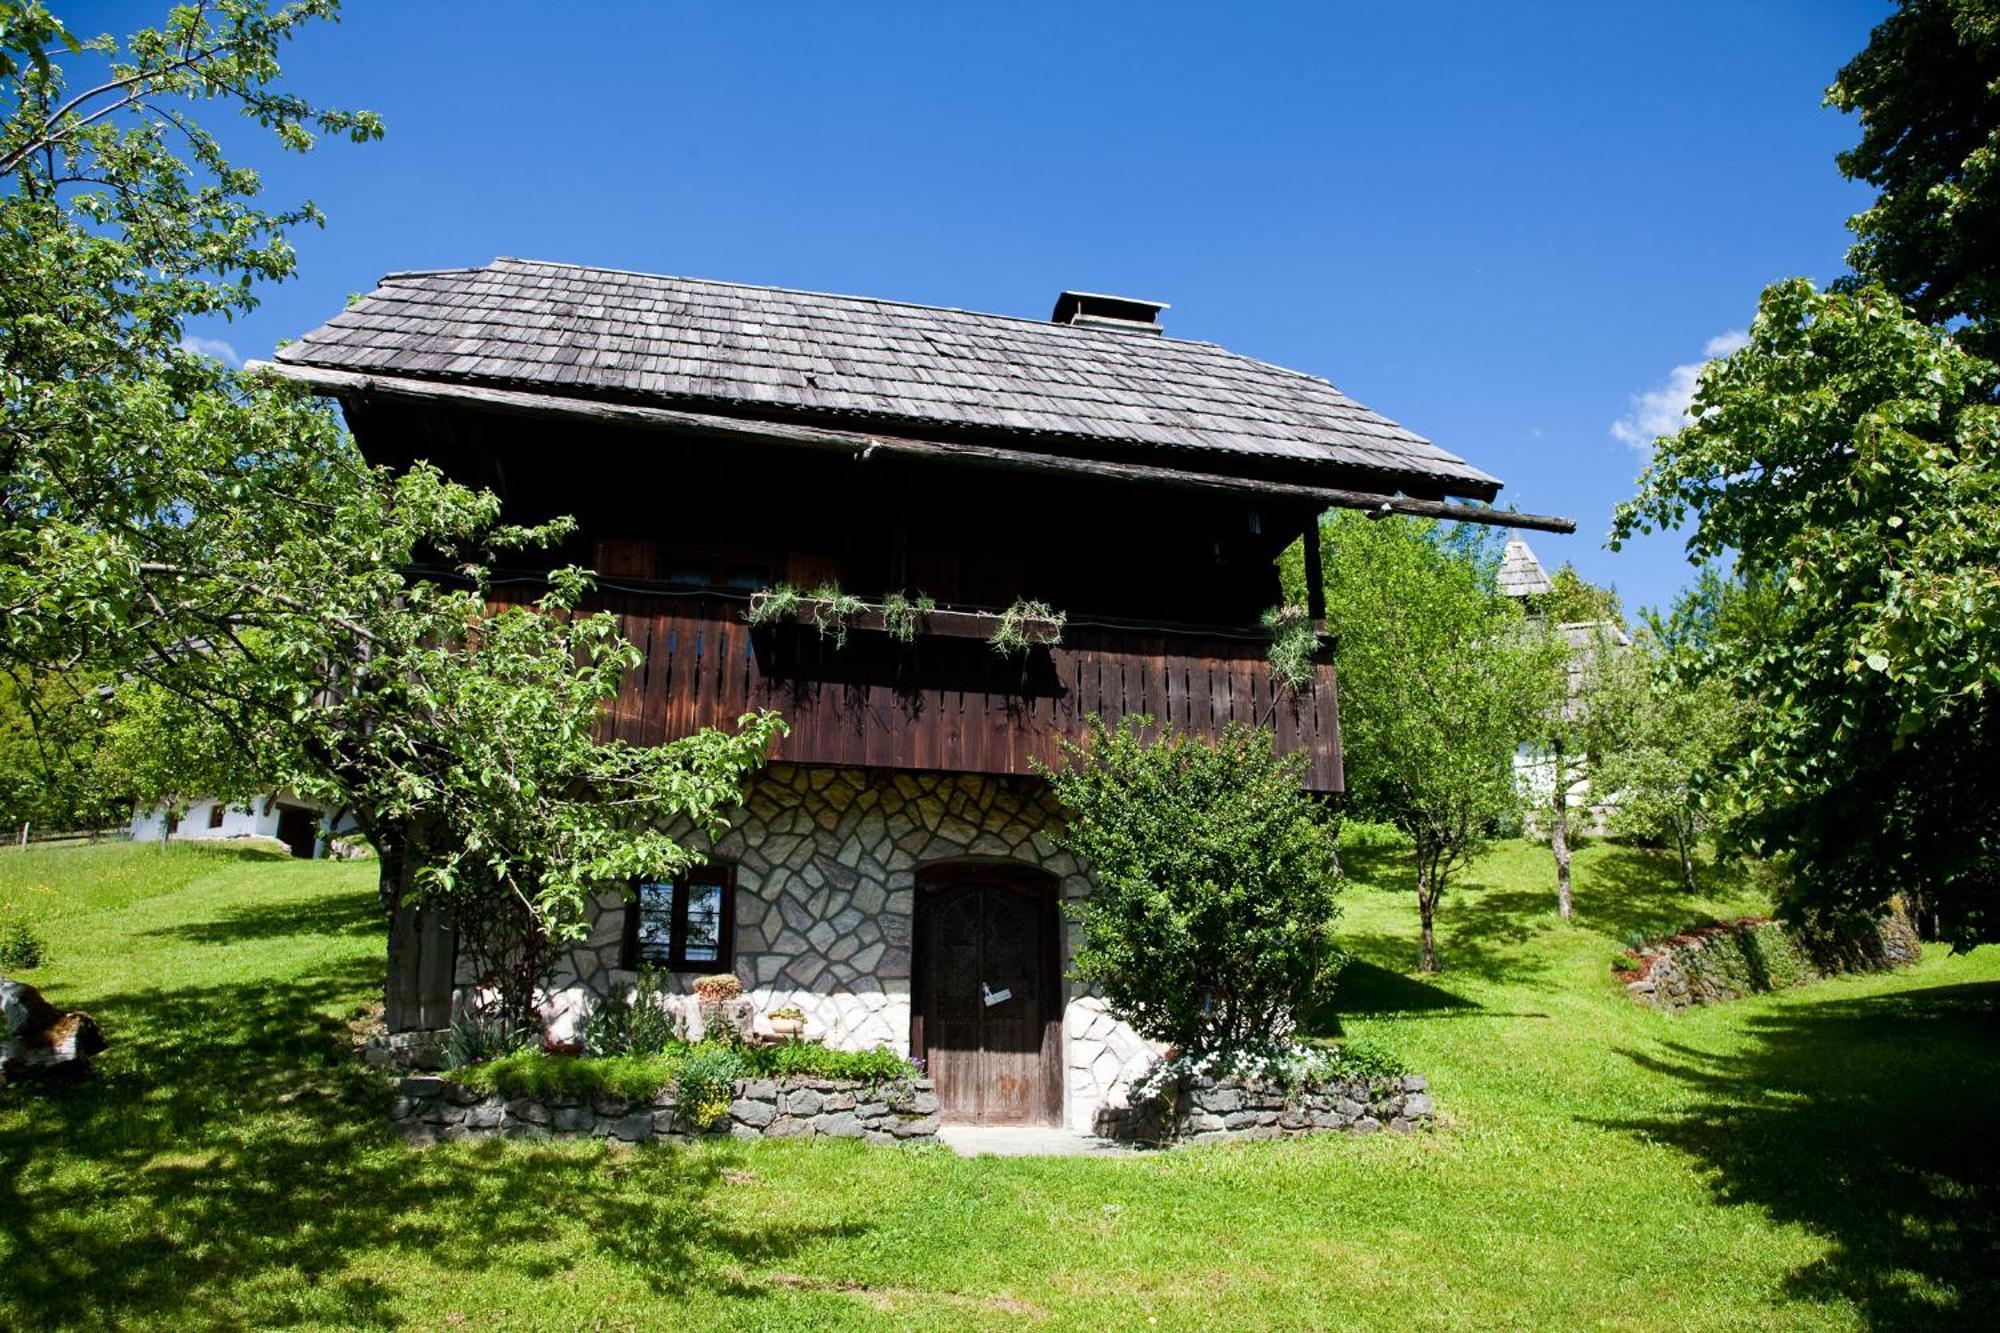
390,1073,940,1146
1620,913,1921,1013
1103,1074,1433,1144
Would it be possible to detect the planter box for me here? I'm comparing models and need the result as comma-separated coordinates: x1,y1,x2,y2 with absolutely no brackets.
390,1073,940,1147
1098,1073,1434,1144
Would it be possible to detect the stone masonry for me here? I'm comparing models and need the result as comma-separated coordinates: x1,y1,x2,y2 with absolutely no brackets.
1102,1073,1435,1144
390,1072,941,1146
487,763,1153,1134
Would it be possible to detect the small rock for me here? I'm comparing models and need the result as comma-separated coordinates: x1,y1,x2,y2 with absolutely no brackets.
608,1113,653,1142
731,1098,777,1128
816,1110,862,1138
506,1098,551,1126
551,1105,595,1133
890,1114,940,1139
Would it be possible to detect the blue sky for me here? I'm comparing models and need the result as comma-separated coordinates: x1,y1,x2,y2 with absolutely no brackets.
136,0,1886,615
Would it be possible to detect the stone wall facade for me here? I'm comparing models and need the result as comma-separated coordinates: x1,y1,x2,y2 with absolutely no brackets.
1101,1073,1434,1144
1620,913,1921,1012
469,763,1153,1134
390,1072,940,1146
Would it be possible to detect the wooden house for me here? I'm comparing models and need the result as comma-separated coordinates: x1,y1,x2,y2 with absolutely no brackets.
264,259,1567,1130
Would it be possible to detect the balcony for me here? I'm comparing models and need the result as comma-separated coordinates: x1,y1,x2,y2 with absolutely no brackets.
517,589,1342,791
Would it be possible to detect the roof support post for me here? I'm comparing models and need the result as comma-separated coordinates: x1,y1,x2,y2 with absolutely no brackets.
1302,517,1327,631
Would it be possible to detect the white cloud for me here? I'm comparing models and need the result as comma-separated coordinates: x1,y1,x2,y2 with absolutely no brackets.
178,334,241,367
1610,329,1748,451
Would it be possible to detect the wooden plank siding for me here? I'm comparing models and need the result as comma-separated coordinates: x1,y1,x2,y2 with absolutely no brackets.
496,588,1343,791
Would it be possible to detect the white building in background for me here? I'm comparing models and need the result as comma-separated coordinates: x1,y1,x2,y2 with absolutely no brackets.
128,794,357,859
1503,538,1630,828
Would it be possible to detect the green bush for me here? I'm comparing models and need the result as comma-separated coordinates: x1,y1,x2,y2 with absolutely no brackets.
579,966,682,1057
443,1007,533,1070
0,919,47,970
453,1048,676,1103
746,1039,910,1082
1040,718,1344,1049
443,1039,921,1112
673,1043,743,1127
1135,1037,1409,1102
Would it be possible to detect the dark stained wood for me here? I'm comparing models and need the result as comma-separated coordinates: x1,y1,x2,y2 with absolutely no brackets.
386,906,457,1032
261,361,1578,534
502,587,1345,791
912,864,1062,1126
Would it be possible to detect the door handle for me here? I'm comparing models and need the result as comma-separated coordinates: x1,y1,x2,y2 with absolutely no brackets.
981,982,1013,1007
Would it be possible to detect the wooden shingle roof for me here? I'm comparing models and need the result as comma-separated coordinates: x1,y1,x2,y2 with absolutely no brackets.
1497,538,1554,599
275,258,1503,499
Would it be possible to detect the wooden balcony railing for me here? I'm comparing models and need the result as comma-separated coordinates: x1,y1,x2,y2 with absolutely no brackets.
503,589,1343,791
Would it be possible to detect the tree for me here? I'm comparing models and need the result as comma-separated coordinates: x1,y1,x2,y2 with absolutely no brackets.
1318,512,1560,971
1830,0,2000,350
0,669,123,835
1585,635,1744,893
1,4,786,1026
95,677,268,841
1613,279,2000,944
1521,567,1623,921
1535,564,1623,629
1040,720,1344,1050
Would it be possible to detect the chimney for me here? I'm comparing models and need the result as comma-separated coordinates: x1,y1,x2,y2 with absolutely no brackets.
1050,290,1168,335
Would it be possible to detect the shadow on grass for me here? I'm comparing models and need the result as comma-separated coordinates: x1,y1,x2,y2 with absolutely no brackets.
1570,844,1767,944
138,881,384,945
0,947,865,1327
1600,979,2000,1329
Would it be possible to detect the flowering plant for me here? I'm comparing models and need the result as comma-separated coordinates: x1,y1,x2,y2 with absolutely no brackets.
1133,1037,1406,1104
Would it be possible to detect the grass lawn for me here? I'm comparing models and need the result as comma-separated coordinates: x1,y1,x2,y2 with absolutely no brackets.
2,836,1994,1330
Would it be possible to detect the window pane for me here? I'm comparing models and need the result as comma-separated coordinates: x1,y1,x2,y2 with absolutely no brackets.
682,879,723,962
636,880,675,963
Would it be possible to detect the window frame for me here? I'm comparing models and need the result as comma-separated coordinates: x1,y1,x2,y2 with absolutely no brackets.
207,802,227,830
622,864,735,972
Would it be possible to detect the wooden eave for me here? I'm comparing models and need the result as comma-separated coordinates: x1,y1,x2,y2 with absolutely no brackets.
249,360,1576,535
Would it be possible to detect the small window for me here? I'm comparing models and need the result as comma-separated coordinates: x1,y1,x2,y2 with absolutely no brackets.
207,803,227,830
623,865,734,971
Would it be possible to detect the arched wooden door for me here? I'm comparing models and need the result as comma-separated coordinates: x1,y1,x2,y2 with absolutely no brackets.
912,863,1062,1125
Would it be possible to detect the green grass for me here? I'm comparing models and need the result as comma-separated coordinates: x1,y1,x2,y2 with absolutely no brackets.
2,835,1994,1330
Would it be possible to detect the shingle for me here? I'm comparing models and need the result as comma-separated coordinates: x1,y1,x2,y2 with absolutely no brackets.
275,257,1502,495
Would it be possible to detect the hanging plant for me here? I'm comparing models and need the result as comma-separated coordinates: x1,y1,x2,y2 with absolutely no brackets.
745,582,802,627
1263,604,1318,692
880,591,937,644
804,583,865,647
745,581,866,647
989,598,1066,655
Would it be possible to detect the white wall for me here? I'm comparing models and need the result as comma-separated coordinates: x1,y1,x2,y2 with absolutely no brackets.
126,796,355,854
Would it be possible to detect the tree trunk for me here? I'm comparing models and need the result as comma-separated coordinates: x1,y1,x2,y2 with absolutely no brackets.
1416,851,1440,973
1551,745,1573,921
1674,821,1696,893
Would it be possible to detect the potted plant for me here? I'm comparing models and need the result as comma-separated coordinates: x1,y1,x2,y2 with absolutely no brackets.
693,972,746,1041
692,973,743,1002
767,1004,806,1038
